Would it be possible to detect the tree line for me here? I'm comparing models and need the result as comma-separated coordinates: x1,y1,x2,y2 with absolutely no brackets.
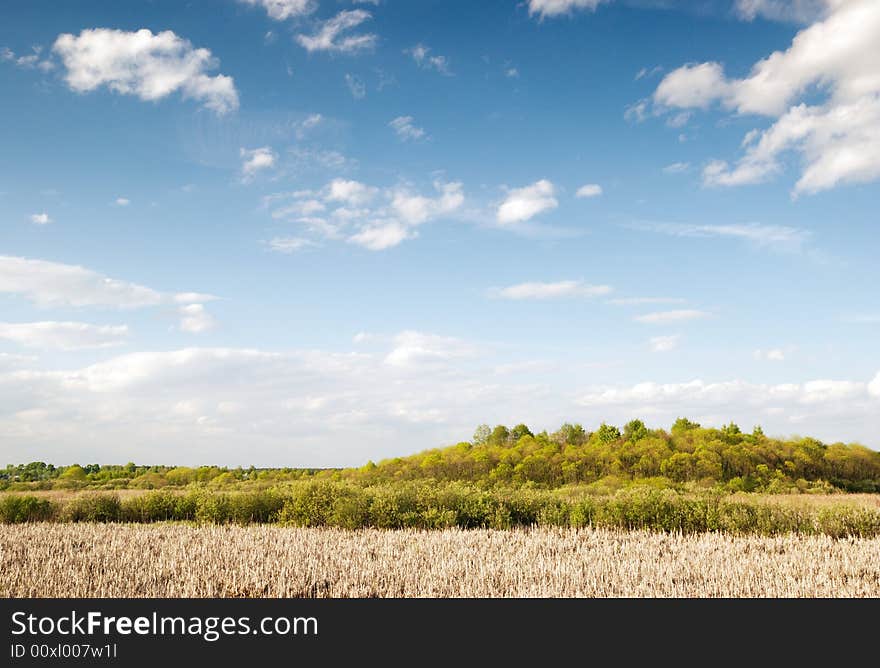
3,419,879,493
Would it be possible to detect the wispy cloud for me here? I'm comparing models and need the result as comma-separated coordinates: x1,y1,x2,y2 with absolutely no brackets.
388,116,426,142
628,221,811,252
575,183,602,198
492,280,612,300
634,309,710,324
344,73,366,99
608,297,686,306
662,162,690,174
266,237,316,254
296,10,377,54
649,334,681,352
0,321,129,350
405,44,452,75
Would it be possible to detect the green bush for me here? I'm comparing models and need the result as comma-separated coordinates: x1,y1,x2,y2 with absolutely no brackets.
62,494,121,522
0,495,56,523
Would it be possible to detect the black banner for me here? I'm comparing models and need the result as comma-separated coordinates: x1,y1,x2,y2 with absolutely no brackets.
2,598,875,665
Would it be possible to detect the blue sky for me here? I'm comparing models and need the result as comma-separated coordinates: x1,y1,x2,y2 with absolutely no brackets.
1,0,878,466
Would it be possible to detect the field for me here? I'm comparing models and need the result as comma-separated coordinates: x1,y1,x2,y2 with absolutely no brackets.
2,523,879,598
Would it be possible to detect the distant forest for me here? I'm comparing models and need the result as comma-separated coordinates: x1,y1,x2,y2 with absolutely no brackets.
4,419,880,493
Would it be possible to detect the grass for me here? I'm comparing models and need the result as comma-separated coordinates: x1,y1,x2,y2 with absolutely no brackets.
2,523,879,597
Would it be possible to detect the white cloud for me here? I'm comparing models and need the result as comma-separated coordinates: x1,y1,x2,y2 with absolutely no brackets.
240,0,316,20
505,67,519,79
405,44,451,75
528,0,608,19
634,310,709,324
635,65,663,80
0,321,129,350
240,146,277,181
348,222,412,251
497,179,558,225
30,213,52,225
649,335,680,353
325,178,378,206
266,179,465,251
607,297,686,306
653,0,880,195
115,197,130,206
0,255,216,328
344,73,366,99
389,116,426,141
385,331,474,367
390,182,463,225
52,28,239,114
178,304,215,334
1,46,53,71
295,10,377,54
624,99,649,123
632,221,810,251
869,372,880,398
296,113,322,138
267,237,315,254
734,0,828,23
577,376,872,412
3,341,877,466
575,183,602,198
662,162,691,174
493,280,612,300
754,348,787,362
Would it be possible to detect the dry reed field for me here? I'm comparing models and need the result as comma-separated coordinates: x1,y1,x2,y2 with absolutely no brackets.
2,524,879,597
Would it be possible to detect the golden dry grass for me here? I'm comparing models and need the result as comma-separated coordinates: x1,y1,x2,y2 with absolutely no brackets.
2,524,879,597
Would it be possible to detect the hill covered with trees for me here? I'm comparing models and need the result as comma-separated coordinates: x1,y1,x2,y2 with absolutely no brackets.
4,419,880,494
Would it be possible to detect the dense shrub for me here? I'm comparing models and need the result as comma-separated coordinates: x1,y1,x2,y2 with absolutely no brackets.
0,495,55,523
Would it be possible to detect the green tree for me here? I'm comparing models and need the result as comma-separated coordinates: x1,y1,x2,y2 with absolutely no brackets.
623,419,649,443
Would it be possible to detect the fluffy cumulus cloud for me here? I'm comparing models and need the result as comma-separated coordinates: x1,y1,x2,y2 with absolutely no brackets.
653,0,880,195
0,255,216,332
30,213,52,225
528,0,607,19
240,0,316,21
493,280,612,300
240,146,277,181
388,116,426,141
52,28,239,114
265,178,464,250
496,180,558,225
0,321,129,350
295,10,377,54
